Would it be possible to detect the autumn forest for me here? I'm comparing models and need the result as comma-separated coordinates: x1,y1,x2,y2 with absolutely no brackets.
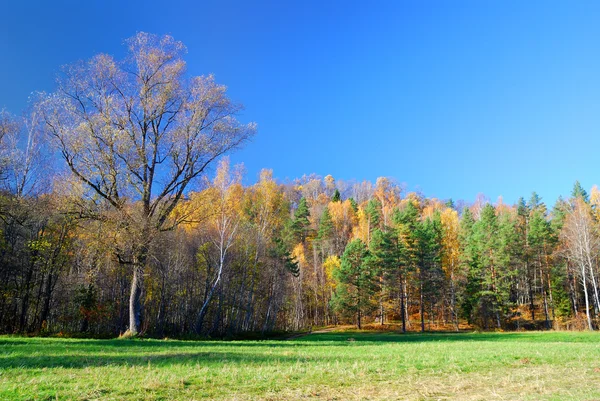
1,33,600,339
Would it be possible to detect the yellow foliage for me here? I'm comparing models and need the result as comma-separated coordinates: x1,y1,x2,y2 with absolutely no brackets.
352,208,369,243
316,193,330,206
324,174,335,193
590,185,600,221
323,255,341,289
247,169,288,233
398,195,422,218
440,207,460,278
374,177,400,225
292,243,307,268
174,157,244,233
495,196,514,216
422,198,445,220
329,199,357,239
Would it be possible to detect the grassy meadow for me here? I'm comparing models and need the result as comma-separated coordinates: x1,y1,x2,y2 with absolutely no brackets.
1,330,600,400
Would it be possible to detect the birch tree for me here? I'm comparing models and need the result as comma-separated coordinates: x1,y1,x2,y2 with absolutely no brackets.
194,159,243,333
560,198,598,330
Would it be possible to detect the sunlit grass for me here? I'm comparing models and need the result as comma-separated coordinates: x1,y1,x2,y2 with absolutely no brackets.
1,331,600,400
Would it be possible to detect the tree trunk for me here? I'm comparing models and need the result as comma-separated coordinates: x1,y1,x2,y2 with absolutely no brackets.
569,269,578,315
128,254,145,335
450,275,459,331
196,252,227,334
420,281,425,332
581,264,593,331
404,278,411,329
156,272,167,338
262,296,273,334
546,269,555,320
528,261,535,321
400,277,406,333
38,270,56,332
588,264,600,315
19,261,35,333
539,262,550,329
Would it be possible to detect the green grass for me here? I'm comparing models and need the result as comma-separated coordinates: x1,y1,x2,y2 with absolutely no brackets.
1,331,600,400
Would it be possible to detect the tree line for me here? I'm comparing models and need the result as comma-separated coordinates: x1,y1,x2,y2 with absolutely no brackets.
1,33,599,337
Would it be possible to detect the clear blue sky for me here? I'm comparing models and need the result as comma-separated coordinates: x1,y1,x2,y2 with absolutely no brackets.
2,1,600,205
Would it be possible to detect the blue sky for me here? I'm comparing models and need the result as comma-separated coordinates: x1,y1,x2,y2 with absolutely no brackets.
2,1,600,206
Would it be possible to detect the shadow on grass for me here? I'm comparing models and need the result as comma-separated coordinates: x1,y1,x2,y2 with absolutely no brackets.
0,330,596,370
296,331,599,344
0,348,336,369
1,330,597,349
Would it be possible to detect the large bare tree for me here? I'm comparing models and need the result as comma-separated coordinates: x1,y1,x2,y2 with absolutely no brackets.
38,32,255,335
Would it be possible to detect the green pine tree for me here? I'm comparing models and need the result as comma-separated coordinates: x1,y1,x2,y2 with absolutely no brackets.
370,227,408,331
414,212,443,332
365,198,382,238
528,207,553,327
572,181,589,203
516,196,534,321
289,197,311,243
470,203,516,329
331,239,378,329
332,189,341,202
393,200,420,267
317,207,334,254
270,237,300,277
348,197,359,213
528,192,542,209
458,207,479,324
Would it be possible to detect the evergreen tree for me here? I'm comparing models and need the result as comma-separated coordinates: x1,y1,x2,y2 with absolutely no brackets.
474,204,502,328
370,227,408,331
317,207,334,241
572,181,589,203
529,192,542,209
414,212,443,332
458,207,479,324
365,198,382,237
331,239,378,328
270,237,300,277
393,201,420,268
392,201,420,328
528,207,553,327
516,196,535,321
549,197,574,319
332,189,341,202
470,203,516,329
496,209,518,319
394,201,419,231
289,197,311,243
348,197,359,213
317,207,334,254
550,196,569,233
370,228,394,326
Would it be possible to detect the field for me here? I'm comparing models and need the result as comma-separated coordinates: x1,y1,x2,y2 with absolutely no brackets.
1,330,600,401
